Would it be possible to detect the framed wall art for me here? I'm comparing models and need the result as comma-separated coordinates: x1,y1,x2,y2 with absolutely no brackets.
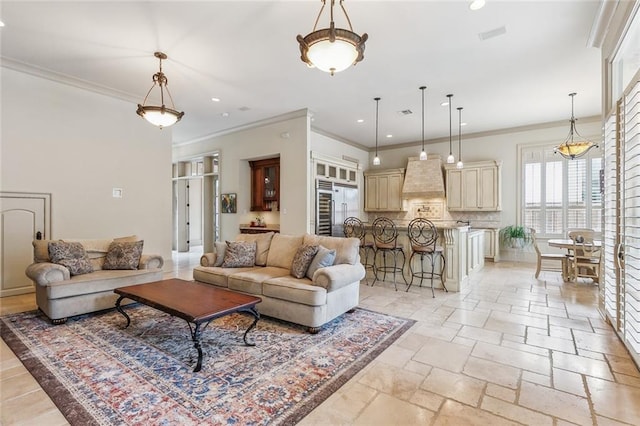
221,193,237,213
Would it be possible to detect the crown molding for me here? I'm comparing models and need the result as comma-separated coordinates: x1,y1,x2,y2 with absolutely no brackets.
1,56,138,103
587,0,618,48
310,126,368,151
173,109,310,147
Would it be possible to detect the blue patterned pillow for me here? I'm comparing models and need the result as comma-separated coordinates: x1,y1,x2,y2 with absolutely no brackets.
306,245,336,279
48,241,93,276
221,241,256,268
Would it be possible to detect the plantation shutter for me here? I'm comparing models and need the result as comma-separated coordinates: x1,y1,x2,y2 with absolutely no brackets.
603,109,621,327
623,78,640,361
523,148,542,231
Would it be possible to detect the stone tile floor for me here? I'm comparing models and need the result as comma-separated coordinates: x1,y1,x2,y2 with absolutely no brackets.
2,255,639,425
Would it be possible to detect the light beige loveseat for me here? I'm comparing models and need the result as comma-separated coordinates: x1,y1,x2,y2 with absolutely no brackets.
193,233,365,332
25,236,164,324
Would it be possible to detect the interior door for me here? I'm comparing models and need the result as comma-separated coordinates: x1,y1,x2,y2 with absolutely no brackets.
0,192,50,297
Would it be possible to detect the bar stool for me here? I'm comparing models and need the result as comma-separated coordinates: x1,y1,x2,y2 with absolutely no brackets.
406,218,447,297
343,217,375,284
371,217,406,291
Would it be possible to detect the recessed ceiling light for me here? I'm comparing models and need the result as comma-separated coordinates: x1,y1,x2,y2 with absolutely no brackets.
441,101,449,106
357,119,364,123
211,97,220,102
0,21,5,27
386,134,393,138
221,112,230,117
469,0,486,11
461,123,468,127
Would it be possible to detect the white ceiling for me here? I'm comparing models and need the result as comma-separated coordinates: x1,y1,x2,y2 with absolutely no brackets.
0,1,603,148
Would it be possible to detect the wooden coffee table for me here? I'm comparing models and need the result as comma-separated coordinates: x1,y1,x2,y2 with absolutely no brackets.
114,278,262,372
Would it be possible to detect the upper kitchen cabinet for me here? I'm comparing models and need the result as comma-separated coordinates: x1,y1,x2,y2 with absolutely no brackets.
364,168,405,212
315,159,358,184
444,160,502,211
249,157,280,212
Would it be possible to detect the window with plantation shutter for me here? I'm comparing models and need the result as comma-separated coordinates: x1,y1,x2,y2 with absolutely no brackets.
603,110,620,327
521,145,602,238
623,79,640,357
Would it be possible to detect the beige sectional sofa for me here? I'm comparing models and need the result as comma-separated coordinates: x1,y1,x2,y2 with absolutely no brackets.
193,232,365,332
25,236,163,323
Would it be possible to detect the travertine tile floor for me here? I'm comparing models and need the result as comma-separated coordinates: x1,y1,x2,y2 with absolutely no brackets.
2,254,640,425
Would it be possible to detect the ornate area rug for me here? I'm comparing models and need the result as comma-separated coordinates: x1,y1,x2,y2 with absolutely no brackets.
1,305,414,425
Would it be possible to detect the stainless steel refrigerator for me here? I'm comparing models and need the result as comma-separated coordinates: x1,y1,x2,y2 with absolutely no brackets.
316,180,359,237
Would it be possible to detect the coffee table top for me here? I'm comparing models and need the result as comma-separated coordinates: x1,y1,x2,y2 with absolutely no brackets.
114,278,262,323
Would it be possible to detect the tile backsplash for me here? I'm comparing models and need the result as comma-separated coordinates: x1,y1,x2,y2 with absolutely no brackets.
367,197,501,229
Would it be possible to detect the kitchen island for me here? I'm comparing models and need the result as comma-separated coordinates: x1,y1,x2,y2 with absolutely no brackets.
364,222,484,293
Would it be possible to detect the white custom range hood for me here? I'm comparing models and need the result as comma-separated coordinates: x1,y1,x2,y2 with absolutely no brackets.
401,154,446,199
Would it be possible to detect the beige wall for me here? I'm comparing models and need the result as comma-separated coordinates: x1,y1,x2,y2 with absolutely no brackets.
172,111,311,241
1,68,173,259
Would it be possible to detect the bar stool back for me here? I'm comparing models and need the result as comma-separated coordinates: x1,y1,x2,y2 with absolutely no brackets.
371,217,406,290
343,217,375,284
406,218,447,297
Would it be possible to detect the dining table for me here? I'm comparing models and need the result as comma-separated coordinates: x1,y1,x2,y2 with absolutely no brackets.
547,239,602,282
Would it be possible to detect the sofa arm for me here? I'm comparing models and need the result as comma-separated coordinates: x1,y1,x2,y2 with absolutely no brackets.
25,262,70,285
313,263,365,292
139,254,164,270
200,253,217,267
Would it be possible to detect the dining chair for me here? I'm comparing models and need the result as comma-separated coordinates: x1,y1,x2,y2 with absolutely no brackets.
530,228,567,279
568,234,602,283
406,218,447,297
343,217,375,284
567,229,596,242
371,217,406,291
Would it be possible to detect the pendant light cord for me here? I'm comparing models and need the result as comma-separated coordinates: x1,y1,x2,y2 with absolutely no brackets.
375,97,380,156
458,107,463,161
447,94,453,155
420,86,426,152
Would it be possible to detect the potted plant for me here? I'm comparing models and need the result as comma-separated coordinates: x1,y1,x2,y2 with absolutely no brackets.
499,225,532,249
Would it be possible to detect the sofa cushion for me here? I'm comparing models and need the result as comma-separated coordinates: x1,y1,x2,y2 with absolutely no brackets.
303,235,359,265
45,269,162,299
221,241,257,268
306,245,336,279
236,232,274,266
113,235,140,243
63,239,113,270
213,241,227,267
103,240,144,270
48,241,93,276
193,265,259,288
266,234,304,269
263,276,327,306
33,239,57,263
228,266,290,295
290,244,319,279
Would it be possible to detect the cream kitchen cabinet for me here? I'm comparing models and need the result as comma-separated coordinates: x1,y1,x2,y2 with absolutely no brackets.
483,228,500,262
444,160,502,211
315,159,357,184
364,168,405,212
467,229,485,275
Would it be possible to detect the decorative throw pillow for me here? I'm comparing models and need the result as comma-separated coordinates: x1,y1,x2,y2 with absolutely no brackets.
306,245,336,279
48,241,93,276
213,241,227,267
290,244,319,279
103,240,144,270
221,241,257,268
